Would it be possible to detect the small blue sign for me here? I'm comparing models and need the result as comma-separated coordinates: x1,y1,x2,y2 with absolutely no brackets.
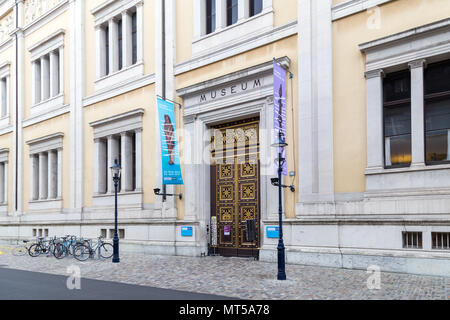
266,226,279,238
181,226,193,237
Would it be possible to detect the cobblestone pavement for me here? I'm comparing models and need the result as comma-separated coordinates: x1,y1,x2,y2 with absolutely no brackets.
0,246,449,300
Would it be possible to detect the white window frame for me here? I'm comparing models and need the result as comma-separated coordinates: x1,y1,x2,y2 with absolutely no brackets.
26,133,63,212
0,148,9,213
89,109,144,208
28,29,65,118
0,62,10,128
193,0,273,58
92,0,144,92
360,18,450,192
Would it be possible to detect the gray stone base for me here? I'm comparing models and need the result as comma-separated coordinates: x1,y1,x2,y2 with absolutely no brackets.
260,248,450,277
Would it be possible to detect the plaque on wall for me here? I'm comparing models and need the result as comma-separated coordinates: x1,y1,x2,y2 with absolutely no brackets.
211,216,218,247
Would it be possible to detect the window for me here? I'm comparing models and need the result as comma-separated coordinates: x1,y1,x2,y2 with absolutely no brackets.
206,0,216,35
118,18,123,70
0,149,8,206
109,229,125,239
94,0,143,84
32,51,62,104
425,59,450,165
383,70,412,168
249,0,263,17
227,0,238,26
105,25,110,76
132,12,137,64
26,133,63,206
90,109,144,207
402,232,422,249
432,232,450,250
29,30,64,113
0,77,8,118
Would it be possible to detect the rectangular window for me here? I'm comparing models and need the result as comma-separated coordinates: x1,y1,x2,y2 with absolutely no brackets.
118,19,123,70
432,232,450,250
384,70,412,168
132,132,136,190
132,12,137,64
0,78,6,117
226,0,238,26
206,0,216,34
402,232,422,249
249,0,263,17
425,60,450,165
105,26,110,75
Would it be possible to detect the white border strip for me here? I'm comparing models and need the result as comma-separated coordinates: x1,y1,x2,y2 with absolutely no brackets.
332,0,395,21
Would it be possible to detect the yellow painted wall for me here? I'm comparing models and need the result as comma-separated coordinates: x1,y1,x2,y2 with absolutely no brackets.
83,84,157,207
22,113,71,210
175,35,299,219
332,0,450,193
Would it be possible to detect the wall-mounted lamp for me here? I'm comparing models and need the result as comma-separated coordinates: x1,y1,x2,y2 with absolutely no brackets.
154,188,183,200
270,178,295,193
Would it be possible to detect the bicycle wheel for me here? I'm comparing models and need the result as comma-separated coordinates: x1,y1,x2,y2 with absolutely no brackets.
12,246,28,256
53,243,67,260
74,244,91,262
100,243,114,259
28,244,43,257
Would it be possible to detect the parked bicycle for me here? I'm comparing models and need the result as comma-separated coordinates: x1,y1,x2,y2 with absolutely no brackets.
73,236,114,261
53,235,84,259
28,237,57,257
11,240,33,256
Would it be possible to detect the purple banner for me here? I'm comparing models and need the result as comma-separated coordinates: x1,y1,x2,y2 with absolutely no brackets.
273,60,287,176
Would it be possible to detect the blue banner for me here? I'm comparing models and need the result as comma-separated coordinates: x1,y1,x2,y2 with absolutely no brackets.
157,97,184,185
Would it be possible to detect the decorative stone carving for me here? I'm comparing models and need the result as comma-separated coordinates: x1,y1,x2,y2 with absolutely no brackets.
24,0,65,26
0,12,14,43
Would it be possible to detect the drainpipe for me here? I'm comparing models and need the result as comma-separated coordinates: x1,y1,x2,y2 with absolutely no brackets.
14,0,19,212
161,0,167,202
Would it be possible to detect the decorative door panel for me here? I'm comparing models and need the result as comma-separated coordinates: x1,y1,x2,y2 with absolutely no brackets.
210,118,260,258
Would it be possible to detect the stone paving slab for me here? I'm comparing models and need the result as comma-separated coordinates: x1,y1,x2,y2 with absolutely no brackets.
0,247,449,300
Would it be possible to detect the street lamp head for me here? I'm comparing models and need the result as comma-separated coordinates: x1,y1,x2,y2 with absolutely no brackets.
271,178,279,186
110,158,122,180
271,137,288,149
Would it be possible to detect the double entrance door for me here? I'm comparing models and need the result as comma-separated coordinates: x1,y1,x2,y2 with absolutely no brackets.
210,118,260,259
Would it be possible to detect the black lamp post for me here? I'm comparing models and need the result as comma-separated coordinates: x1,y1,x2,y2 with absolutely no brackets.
272,131,288,281
271,80,288,280
110,158,121,263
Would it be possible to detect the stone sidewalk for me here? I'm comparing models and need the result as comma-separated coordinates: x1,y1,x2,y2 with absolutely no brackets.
0,247,449,300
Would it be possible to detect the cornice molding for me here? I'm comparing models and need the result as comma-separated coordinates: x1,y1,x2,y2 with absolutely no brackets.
332,0,395,21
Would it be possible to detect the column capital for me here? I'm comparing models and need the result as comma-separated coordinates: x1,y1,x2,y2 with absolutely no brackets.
122,9,132,16
364,69,385,80
408,59,427,70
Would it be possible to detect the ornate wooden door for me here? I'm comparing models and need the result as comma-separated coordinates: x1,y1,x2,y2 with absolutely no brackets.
210,118,260,258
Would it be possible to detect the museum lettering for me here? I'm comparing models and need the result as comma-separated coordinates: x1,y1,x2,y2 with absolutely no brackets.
199,79,262,103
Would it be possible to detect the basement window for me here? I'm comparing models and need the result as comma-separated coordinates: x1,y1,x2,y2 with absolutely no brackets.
402,232,422,249
432,232,450,250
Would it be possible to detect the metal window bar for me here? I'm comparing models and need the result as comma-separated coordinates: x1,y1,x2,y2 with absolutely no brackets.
403,232,422,249
432,233,450,250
